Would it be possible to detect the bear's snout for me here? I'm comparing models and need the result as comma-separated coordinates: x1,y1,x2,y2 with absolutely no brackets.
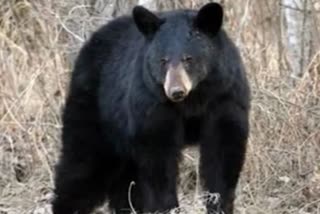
169,86,187,102
164,64,192,102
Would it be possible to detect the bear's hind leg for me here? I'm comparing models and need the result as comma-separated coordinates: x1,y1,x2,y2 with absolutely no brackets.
133,105,182,213
107,162,141,214
52,157,110,214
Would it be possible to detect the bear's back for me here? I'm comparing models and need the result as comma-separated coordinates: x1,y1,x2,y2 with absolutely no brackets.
89,16,143,61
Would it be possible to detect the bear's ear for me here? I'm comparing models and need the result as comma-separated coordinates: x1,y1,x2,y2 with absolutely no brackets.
194,3,223,36
133,6,164,39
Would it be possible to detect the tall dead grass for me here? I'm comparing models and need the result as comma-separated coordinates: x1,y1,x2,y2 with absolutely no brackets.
0,0,319,213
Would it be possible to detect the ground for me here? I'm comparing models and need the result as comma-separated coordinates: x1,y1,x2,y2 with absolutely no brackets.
0,0,320,214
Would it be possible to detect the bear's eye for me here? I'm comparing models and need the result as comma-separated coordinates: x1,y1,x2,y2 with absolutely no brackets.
160,58,169,66
182,56,193,64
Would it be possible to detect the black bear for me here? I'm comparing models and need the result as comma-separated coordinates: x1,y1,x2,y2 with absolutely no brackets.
52,2,250,214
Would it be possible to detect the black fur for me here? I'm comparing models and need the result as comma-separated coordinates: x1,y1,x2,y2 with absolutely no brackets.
52,3,250,214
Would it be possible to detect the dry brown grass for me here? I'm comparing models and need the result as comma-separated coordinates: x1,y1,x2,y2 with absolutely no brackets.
1,0,320,213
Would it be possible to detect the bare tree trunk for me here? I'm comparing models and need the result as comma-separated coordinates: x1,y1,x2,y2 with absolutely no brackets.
282,0,312,83
138,0,157,10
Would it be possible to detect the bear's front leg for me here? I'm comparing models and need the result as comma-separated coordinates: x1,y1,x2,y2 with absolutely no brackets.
134,105,183,213
200,101,249,214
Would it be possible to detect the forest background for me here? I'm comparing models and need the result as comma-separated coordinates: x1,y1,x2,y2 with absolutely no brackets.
0,0,320,213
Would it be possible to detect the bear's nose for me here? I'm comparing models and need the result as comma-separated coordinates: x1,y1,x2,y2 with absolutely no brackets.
170,87,187,102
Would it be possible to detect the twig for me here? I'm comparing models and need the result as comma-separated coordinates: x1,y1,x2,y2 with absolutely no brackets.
128,181,137,214
236,0,251,47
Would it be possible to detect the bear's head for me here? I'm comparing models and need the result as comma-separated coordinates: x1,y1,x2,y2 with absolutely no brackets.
133,3,224,102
